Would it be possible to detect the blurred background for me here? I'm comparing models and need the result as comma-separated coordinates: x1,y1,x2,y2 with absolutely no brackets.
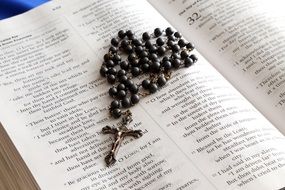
0,0,49,19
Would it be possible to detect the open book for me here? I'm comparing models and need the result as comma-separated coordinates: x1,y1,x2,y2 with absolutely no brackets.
0,0,284,189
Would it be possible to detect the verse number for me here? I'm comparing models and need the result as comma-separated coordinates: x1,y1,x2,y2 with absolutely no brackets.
187,12,201,25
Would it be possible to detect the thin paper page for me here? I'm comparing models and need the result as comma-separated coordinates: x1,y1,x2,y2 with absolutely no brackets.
148,0,285,134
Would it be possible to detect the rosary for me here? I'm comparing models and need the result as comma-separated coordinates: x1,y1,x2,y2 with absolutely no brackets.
100,27,197,166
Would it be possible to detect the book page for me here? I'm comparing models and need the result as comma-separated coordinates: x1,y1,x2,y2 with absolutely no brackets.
11,0,283,189
148,0,285,134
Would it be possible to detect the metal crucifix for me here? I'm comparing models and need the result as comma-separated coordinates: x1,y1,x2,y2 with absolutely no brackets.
102,110,143,166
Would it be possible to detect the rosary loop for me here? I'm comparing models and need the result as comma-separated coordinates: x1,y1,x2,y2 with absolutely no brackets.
100,27,197,166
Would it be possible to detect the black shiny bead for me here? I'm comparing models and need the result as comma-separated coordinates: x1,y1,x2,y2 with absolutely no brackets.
186,42,195,50
118,30,126,39
126,30,134,38
113,54,121,64
180,50,188,59
135,46,144,54
142,32,151,41
156,38,164,46
162,60,172,70
140,57,149,65
132,67,141,77
168,35,176,41
172,44,180,53
154,28,162,37
184,57,194,67
157,75,167,86
151,61,160,73
112,108,122,118
122,97,131,108
139,51,148,58
142,63,150,72
190,54,198,63
117,69,126,77
121,40,129,48
131,59,139,67
125,45,133,54
157,46,166,56
149,45,157,53
109,46,117,53
117,90,127,99
125,79,134,87
110,100,120,110
172,53,181,59
162,56,170,63
145,40,152,49
128,53,137,62
117,83,126,91
132,39,142,46
165,27,174,36
172,58,181,69
174,32,182,38
142,79,151,89
107,74,116,84
149,53,158,61
120,61,129,70
108,67,117,75
100,66,108,77
106,60,115,68
131,94,140,104
119,75,128,84
109,87,117,97
104,53,111,61
167,40,175,47
149,83,158,93
111,38,119,46
129,84,139,94
178,39,186,47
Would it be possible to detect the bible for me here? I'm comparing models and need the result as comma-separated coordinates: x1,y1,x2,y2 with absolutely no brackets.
0,0,285,189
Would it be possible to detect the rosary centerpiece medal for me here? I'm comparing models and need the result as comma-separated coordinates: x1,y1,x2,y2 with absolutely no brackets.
100,27,197,166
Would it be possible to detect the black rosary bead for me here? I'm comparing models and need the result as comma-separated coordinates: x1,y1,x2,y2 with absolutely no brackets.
149,83,158,93
149,53,158,61
157,75,167,86
111,38,119,46
125,79,134,87
140,57,149,64
119,75,128,84
151,61,161,73
178,39,186,47
162,56,170,63
113,55,121,64
172,44,180,53
132,39,142,46
109,87,118,97
139,50,148,58
125,45,133,54
154,28,162,37
156,38,164,46
126,30,134,38
131,94,140,104
128,53,137,62
122,97,131,108
190,54,198,63
145,40,152,49
168,35,176,42
117,69,126,77
108,67,117,75
135,46,144,54
149,45,157,53
104,53,111,61
180,50,188,59
107,74,116,84
129,84,139,94
100,66,108,77
167,40,175,47
142,32,151,41
117,83,126,91
112,108,122,118
130,59,139,67
109,46,117,53
165,27,174,36
142,63,150,72
110,100,121,110
157,46,166,56
117,90,127,99
120,61,129,70
162,60,172,70
142,79,151,89
131,67,141,77
121,40,129,48
106,60,115,68
172,58,181,69
172,53,181,59
174,32,182,38
118,30,126,39
184,57,194,67
186,42,195,50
